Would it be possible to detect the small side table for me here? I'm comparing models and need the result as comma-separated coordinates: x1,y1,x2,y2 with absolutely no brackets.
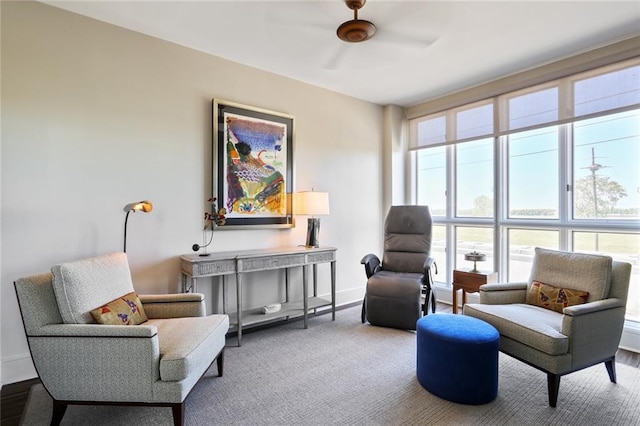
452,268,498,314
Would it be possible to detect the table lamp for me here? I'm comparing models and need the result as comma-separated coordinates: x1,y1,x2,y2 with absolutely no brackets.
293,191,330,248
123,200,153,252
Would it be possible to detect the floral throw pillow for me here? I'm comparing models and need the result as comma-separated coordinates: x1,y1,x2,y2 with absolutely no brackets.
91,292,148,325
526,281,589,313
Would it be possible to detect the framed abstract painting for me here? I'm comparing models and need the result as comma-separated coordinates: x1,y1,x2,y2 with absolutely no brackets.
212,99,294,228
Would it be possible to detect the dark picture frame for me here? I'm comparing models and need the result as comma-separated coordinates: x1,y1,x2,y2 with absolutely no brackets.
213,99,294,229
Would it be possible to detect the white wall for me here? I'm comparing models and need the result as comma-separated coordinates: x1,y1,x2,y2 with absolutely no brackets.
382,105,408,210
1,1,385,384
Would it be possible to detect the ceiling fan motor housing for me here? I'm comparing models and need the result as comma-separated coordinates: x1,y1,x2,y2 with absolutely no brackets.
345,0,367,10
337,0,375,43
337,19,376,43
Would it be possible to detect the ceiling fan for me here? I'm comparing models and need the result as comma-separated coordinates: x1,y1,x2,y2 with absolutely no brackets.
265,0,441,69
336,0,377,43
333,0,438,49
324,0,439,69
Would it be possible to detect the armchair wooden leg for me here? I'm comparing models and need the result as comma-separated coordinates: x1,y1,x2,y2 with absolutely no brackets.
171,402,184,426
50,400,68,426
361,297,367,324
547,373,561,407
217,348,225,377
605,357,617,383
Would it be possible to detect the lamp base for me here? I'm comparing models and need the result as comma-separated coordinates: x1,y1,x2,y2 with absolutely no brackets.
305,218,321,248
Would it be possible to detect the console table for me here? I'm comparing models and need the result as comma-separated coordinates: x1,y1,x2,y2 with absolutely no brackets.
180,246,337,346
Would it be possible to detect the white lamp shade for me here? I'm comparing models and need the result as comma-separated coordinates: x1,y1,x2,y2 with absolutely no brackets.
293,192,330,216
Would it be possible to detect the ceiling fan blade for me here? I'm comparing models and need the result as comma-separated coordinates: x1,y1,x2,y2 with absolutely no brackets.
373,30,438,49
323,43,352,70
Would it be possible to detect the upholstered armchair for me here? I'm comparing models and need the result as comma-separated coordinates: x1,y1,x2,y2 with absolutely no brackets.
14,252,229,426
464,247,632,407
361,205,436,330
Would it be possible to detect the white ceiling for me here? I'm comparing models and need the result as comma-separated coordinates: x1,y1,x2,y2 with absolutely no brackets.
43,1,640,107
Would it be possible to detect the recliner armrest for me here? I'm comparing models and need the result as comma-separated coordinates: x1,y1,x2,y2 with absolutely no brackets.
361,254,381,279
479,282,527,304
423,257,436,272
140,293,206,318
422,256,437,289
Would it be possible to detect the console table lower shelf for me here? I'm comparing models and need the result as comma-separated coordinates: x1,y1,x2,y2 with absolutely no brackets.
227,297,333,329
180,246,337,346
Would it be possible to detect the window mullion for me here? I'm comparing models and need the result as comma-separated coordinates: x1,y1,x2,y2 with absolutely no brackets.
558,123,570,251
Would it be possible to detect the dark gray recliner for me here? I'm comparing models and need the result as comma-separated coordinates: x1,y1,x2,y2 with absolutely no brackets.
361,205,437,330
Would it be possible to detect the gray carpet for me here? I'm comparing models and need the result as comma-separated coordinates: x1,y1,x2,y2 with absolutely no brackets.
20,306,640,425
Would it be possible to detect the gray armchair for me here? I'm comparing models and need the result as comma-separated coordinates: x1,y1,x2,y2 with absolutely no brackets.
361,205,436,330
464,247,631,407
14,252,229,426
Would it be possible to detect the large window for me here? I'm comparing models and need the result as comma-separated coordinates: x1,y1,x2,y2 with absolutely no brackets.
572,110,640,220
416,146,446,216
456,227,494,270
573,232,640,319
411,59,640,323
507,127,559,219
507,229,559,282
456,139,493,218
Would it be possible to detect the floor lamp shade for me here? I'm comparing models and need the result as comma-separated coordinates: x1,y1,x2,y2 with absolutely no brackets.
123,200,153,213
293,192,330,248
123,200,153,252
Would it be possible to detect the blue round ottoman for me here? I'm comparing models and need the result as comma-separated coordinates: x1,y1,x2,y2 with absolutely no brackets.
416,314,499,404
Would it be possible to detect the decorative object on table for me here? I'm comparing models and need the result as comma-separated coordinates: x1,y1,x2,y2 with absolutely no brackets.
261,303,282,314
293,191,330,248
192,197,226,257
464,251,486,272
122,200,152,252
213,98,294,229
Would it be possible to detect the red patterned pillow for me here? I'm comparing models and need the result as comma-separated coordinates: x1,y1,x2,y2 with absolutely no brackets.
526,281,589,313
90,292,148,325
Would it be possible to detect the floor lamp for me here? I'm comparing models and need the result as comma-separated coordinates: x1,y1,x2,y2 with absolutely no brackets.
293,191,330,248
123,200,153,252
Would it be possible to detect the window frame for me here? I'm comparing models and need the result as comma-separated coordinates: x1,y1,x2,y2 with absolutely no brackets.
410,59,640,327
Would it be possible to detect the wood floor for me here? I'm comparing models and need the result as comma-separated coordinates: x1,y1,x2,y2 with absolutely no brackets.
2,304,639,426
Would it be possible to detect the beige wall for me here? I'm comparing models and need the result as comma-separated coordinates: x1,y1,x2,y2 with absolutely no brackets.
1,1,385,384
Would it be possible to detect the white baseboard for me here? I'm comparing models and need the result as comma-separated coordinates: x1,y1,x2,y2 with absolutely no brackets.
619,322,640,354
2,352,37,385
333,287,365,307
